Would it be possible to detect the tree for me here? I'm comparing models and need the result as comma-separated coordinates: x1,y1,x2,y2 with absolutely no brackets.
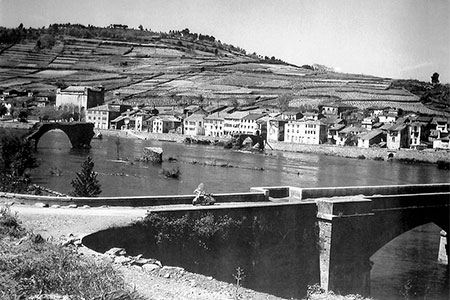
0,135,38,176
138,24,144,31
70,156,102,197
431,72,440,85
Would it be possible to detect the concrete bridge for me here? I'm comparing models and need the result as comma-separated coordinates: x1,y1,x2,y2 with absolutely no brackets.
25,122,95,148
2,183,449,297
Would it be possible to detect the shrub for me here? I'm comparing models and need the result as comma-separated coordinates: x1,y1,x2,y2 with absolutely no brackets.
0,205,25,238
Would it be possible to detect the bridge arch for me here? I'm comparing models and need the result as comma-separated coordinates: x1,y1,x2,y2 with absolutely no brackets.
25,122,95,149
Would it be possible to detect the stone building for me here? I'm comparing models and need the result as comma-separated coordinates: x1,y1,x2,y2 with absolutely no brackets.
56,86,105,121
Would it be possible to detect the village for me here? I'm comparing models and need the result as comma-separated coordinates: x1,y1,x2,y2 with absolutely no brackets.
1,84,449,152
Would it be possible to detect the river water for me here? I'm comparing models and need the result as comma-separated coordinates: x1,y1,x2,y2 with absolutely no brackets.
30,131,449,299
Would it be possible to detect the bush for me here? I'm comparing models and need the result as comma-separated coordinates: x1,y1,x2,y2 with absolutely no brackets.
0,205,25,238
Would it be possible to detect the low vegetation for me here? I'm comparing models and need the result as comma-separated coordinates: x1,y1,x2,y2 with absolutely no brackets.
0,205,143,300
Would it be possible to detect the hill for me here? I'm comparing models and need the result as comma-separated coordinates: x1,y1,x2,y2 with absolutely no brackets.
0,24,448,116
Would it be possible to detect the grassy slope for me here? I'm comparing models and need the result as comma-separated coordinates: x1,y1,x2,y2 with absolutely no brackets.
0,205,142,300
0,29,447,117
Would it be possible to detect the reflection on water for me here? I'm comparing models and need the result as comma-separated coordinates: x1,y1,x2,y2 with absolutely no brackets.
30,131,449,299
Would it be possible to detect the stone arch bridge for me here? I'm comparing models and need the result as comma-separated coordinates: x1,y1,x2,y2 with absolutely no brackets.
4,183,449,297
25,122,95,149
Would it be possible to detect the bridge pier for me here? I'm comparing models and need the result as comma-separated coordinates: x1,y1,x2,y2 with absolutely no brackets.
438,230,448,265
317,196,374,296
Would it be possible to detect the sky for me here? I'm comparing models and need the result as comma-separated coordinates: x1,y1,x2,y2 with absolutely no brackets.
1,0,449,83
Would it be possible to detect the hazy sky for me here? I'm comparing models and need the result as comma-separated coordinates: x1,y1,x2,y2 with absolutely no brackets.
1,0,449,82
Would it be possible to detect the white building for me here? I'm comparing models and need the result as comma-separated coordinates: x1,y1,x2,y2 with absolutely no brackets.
240,113,265,135
223,111,248,136
284,120,327,144
204,113,225,137
184,114,205,136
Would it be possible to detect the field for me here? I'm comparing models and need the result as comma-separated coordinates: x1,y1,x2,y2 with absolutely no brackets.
0,35,448,116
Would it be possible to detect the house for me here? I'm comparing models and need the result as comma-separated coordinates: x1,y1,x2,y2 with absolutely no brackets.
240,113,266,135
110,109,138,130
328,123,346,144
152,115,181,133
321,103,354,116
184,105,207,117
86,103,132,129
183,114,205,136
280,110,303,121
284,119,327,144
336,126,367,146
387,123,409,149
378,113,397,124
204,112,226,137
223,111,248,136
361,117,378,130
357,130,385,148
431,117,449,134
433,136,450,150
302,111,325,121
366,106,386,117
56,86,105,121
267,118,287,142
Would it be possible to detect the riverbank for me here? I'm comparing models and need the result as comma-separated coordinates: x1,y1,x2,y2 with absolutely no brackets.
97,128,450,165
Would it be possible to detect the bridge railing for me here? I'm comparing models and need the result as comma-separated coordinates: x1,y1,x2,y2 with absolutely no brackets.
252,183,450,201
0,191,268,207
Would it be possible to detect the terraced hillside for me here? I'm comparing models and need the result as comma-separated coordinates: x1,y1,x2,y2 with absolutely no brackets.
0,34,448,116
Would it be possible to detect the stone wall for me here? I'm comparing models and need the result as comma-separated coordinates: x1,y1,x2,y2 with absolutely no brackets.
269,141,450,163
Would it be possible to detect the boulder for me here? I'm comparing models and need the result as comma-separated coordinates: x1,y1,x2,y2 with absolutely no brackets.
142,147,163,163
105,247,127,256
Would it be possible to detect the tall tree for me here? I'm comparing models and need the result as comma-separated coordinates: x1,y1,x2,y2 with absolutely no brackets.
70,157,102,197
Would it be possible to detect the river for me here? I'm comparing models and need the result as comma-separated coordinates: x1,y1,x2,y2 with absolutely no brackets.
30,131,449,299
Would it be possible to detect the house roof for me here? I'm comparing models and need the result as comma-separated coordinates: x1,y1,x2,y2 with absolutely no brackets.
358,130,384,140
88,104,121,112
184,113,206,121
243,113,265,121
204,112,226,121
388,123,407,132
224,111,249,120
339,126,366,134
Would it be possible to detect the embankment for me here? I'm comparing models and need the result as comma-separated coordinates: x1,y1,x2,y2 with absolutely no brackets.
268,141,450,164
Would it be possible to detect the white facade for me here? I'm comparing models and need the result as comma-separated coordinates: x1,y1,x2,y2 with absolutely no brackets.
184,114,205,136
204,114,225,137
284,120,327,144
224,111,248,136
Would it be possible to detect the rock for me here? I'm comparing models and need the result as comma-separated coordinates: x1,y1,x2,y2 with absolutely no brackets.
105,247,127,256
35,202,49,208
67,204,77,208
50,204,60,208
142,147,163,163
132,257,161,266
114,256,132,265
82,205,90,209
159,266,184,278
142,263,161,273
